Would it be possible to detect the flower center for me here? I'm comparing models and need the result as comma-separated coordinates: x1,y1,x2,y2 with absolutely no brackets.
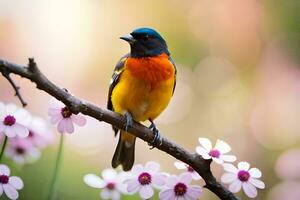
238,170,250,182
187,166,194,172
28,131,34,137
138,172,152,185
3,115,16,126
61,107,72,118
16,147,25,154
106,182,115,190
208,149,221,158
0,175,9,184
174,182,187,196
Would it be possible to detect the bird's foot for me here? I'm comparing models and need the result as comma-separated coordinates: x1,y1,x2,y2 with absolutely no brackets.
124,112,133,132
148,120,162,149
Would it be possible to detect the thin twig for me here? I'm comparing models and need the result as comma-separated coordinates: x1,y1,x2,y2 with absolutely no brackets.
1,69,27,107
0,58,239,200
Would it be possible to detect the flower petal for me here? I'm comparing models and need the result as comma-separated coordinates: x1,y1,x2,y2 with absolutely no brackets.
71,115,86,126
249,168,262,178
220,155,237,163
57,120,67,133
0,165,10,176
102,169,117,182
4,126,16,138
0,123,5,132
223,163,238,173
111,190,121,200
5,104,17,114
166,175,178,188
152,173,167,187
249,178,265,189
49,97,64,109
126,179,140,193
131,164,143,176
198,137,212,151
179,173,192,184
100,188,111,200
50,113,63,124
191,172,202,181
83,174,105,188
174,162,187,170
13,124,29,138
195,147,211,159
139,185,154,199
186,185,202,199
159,189,175,200
145,161,160,173
3,184,18,200
0,184,3,196
238,162,250,171
229,180,242,193
48,108,61,116
221,173,237,184
64,119,74,133
212,157,224,164
215,139,231,154
14,108,31,126
9,177,24,190
242,182,257,198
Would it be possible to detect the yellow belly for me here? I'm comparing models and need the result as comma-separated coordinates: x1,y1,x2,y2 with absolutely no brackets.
111,70,174,122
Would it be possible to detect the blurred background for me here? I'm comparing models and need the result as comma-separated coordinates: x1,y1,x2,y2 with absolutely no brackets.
1,0,300,199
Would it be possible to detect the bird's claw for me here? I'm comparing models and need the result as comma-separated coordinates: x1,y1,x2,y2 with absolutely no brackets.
124,112,133,132
148,120,162,149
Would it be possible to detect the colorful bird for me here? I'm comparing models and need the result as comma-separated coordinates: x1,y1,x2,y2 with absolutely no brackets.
107,27,176,171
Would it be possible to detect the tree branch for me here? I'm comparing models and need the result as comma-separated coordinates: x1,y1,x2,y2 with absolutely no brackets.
1,67,27,107
0,58,239,200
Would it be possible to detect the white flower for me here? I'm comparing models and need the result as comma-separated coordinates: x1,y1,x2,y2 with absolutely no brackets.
221,162,265,198
48,98,86,134
84,168,128,200
5,139,40,164
27,116,54,149
159,173,202,200
125,161,167,199
195,137,236,164
174,161,202,180
0,103,31,138
0,164,24,200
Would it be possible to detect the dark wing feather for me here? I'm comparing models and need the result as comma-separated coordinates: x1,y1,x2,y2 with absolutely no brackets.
107,54,129,136
169,56,177,95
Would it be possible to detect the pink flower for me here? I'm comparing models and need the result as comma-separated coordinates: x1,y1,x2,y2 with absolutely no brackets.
221,162,265,198
195,137,236,164
125,161,167,199
159,173,202,200
0,103,31,138
0,164,24,200
174,161,202,180
27,117,54,149
84,168,128,200
48,98,86,134
5,139,40,164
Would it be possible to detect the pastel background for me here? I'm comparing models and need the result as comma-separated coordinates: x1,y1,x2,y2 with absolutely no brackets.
0,0,300,199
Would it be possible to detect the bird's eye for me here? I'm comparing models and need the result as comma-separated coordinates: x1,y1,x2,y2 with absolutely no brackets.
143,35,149,40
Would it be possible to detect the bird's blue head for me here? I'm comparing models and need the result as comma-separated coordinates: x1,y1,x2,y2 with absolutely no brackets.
120,27,169,58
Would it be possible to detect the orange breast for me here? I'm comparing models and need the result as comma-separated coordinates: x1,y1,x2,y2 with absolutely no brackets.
125,53,174,88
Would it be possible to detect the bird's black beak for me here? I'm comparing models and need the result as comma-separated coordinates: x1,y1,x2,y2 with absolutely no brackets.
120,34,136,44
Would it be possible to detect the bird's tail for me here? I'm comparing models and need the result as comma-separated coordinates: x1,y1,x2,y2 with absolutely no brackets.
112,131,136,171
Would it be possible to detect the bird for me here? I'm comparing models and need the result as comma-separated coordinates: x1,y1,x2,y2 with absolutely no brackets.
107,27,176,171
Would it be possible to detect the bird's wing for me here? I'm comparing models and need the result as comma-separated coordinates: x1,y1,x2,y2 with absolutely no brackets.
169,56,177,95
107,53,129,136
